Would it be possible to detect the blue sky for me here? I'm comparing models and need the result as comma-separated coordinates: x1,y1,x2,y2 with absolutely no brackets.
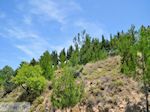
0,0,149,69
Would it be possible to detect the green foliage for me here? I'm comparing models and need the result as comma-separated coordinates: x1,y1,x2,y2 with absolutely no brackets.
135,25,150,112
91,38,101,61
13,64,46,95
79,34,108,64
27,76,46,94
67,45,74,60
138,26,150,84
18,61,29,69
101,35,106,49
69,50,80,66
117,26,150,111
116,33,137,75
80,35,92,64
59,48,66,67
0,66,16,92
39,50,54,80
30,58,38,66
51,67,84,109
51,50,59,68
91,38,107,61
128,25,137,44
97,49,108,60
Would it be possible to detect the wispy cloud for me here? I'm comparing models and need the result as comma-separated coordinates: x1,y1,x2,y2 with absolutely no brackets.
19,0,82,25
2,25,72,58
29,0,65,24
6,27,38,40
2,26,48,58
75,20,109,38
16,45,35,57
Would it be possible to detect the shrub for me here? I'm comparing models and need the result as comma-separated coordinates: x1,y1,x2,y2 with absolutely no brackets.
13,64,46,95
26,76,46,94
51,67,84,109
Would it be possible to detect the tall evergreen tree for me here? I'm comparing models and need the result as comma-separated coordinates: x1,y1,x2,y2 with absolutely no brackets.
117,33,137,75
101,35,106,49
39,50,53,80
110,34,113,48
67,45,74,60
59,48,66,67
128,24,137,44
117,32,120,39
80,34,92,64
30,58,38,66
70,45,80,66
51,50,58,68
91,38,100,61
138,26,150,112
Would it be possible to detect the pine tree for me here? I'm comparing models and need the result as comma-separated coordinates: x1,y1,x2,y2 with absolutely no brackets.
110,34,113,48
51,50,58,68
117,32,120,39
117,33,137,75
91,38,100,61
138,26,150,112
51,67,83,109
59,48,66,67
101,35,106,49
80,34,92,64
30,58,38,66
67,45,74,60
39,50,53,80
128,24,136,44
69,47,79,66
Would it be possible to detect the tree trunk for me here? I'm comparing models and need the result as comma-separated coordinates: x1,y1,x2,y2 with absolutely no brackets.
141,53,149,112
144,83,149,112
146,93,149,112
21,85,30,95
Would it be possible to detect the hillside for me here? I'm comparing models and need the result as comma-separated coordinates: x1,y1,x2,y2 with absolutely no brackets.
0,56,148,112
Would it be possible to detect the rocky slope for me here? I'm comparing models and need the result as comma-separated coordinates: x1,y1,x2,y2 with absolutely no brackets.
0,56,148,112
75,56,146,112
